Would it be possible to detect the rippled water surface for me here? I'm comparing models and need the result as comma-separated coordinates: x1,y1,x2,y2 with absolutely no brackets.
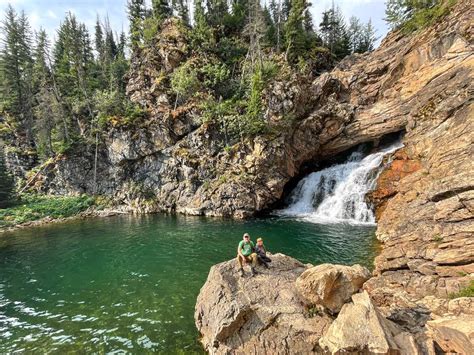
0,214,377,353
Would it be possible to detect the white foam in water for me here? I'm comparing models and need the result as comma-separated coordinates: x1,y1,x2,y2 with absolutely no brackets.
279,141,403,225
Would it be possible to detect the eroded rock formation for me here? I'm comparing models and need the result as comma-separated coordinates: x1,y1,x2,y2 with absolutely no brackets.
195,254,333,354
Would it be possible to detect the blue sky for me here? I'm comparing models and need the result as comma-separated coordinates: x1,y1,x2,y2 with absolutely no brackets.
0,0,389,46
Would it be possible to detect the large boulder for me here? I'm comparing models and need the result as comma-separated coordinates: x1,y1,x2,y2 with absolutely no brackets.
296,263,371,314
319,291,419,354
426,315,474,354
194,254,332,354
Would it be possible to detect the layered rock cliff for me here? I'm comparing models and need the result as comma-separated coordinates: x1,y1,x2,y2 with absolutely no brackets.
25,1,472,224
195,0,473,353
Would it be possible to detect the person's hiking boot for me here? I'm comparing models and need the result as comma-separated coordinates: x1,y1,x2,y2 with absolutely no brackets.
238,268,245,277
251,267,258,276
263,262,269,269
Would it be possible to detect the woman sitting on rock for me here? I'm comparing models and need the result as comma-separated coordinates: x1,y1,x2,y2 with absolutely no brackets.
255,237,271,269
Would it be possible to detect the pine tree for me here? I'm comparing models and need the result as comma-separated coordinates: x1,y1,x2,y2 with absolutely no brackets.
303,8,314,33
243,0,267,71
53,13,95,136
269,0,283,52
359,20,376,52
282,0,292,21
173,0,190,25
263,5,277,48
32,29,56,157
284,0,308,62
191,0,214,48
229,0,249,34
95,16,104,61
0,6,35,147
319,6,350,60
206,0,229,29
127,0,146,48
385,0,438,30
348,16,362,53
152,0,172,21
385,0,409,29
0,147,16,208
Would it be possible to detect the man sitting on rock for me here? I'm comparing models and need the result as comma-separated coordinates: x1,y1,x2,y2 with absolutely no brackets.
255,237,271,268
237,233,258,277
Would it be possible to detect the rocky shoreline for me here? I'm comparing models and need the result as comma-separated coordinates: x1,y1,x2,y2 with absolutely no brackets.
195,254,472,354
0,208,127,234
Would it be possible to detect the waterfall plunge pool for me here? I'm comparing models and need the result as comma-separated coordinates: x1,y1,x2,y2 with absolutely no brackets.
0,215,378,353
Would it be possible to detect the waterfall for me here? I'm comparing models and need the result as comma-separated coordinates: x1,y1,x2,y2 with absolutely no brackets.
279,141,403,225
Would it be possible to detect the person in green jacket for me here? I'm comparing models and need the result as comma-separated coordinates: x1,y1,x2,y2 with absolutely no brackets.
236,233,258,277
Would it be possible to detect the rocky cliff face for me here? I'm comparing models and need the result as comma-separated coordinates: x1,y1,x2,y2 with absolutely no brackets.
195,0,473,353
28,1,472,223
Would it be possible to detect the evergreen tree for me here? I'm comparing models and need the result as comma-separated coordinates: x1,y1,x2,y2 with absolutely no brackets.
32,29,56,157
53,13,95,136
269,0,283,52
0,147,16,208
229,0,249,34
0,6,35,147
385,0,410,29
263,5,277,48
118,31,127,56
385,0,438,30
242,0,267,71
173,0,190,25
191,0,214,48
284,0,308,62
348,16,362,53
282,0,292,21
95,16,104,61
152,0,172,21
206,0,229,29
319,6,350,60
127,0,146,48
303,7,314,33
359,20,376,52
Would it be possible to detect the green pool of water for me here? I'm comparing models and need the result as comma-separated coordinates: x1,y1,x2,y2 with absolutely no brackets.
0,214,377,353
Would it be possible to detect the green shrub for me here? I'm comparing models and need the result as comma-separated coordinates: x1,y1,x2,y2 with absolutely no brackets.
94,90,146,127
386,0,457,33
449,280,474,299
143,17,161,45
170,62,201,106
0,194,95,228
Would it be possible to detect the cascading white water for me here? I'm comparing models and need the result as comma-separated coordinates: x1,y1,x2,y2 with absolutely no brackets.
279,141,403,225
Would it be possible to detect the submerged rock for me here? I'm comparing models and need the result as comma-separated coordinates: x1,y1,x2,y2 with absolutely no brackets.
195,254,332,354
296,263,371,314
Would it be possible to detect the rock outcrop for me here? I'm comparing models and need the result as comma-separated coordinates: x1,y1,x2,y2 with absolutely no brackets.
426,315,474,354
319,291,417,354
296,263,371,314
195,254,333,354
